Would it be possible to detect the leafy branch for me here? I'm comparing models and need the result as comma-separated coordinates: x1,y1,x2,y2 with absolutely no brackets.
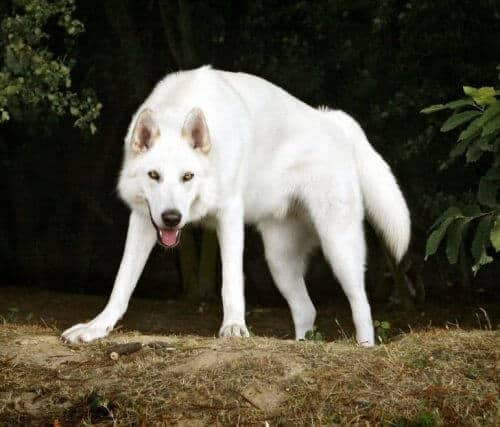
0,0,101,133
422,85,500,274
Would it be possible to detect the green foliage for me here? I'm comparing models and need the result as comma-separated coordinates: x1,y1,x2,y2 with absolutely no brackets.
86,389,115,422
373,319,391,343
0,0,101,132
0,306,34,323
422,86,500,274
304,326,324,342
391,409,439,427
87,390,110,412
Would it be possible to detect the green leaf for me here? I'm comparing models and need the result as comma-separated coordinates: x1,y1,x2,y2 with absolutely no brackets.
420,104,446,114
477,101,500,125
465,143,484,162
477,135,495,151
472,249,493,274
491,216,500,251
4,85,19,96
463,86,477,96
380,321,391,330
478,178,498,207
429,206,462,231
481,116,500,136
445,99,474,109
471,216,493,262
440,111,481,132
476,87,496,97
446,218,471,264
445,218,470,264
458,117,482,141
449,138,472,159
420,99,473,114
425,216,457,260
473,87,497,106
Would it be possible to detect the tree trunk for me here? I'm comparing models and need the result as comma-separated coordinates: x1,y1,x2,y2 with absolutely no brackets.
385,249,414,311
0,133,15,281
158,0,219,301
178,228,199,300
197,230,218,301
158,0,199,68
458,247,471,303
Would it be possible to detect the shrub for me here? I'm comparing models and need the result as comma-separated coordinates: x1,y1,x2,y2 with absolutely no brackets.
0,0,101,133
422,85,499,273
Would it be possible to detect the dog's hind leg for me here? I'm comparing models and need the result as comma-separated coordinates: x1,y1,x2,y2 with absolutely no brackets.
304,186,374,347
259,219,317,340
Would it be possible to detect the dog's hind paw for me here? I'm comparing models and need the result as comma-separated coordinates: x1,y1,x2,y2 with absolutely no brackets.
219,323,250,338
61,320,112,344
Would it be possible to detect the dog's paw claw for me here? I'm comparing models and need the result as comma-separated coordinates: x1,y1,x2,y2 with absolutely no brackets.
219,324,250,338
61,321,112,344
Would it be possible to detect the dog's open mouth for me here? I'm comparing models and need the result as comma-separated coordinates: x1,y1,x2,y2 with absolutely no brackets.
157,227,181,248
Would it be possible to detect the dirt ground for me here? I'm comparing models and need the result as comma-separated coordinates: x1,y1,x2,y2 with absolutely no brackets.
0,286,498,341
0,287,498,425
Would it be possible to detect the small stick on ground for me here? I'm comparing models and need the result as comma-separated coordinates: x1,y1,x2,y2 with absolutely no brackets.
108,342,143,359
108,341,176,359
146,341,176,351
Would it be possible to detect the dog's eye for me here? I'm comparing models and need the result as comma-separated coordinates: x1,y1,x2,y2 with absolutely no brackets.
182,172,194,182
148,170,160,180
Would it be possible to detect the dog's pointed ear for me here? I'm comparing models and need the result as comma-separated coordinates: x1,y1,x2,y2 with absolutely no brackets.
131,109,159,154
182,108,211,154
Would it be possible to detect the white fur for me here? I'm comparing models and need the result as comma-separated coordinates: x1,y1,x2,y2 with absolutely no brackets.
62,66,410,346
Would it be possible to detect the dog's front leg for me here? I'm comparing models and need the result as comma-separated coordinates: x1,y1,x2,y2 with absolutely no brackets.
62,210,156,343
217,197,249,337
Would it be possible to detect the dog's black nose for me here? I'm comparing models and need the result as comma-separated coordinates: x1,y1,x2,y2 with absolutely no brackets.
161,209,182,227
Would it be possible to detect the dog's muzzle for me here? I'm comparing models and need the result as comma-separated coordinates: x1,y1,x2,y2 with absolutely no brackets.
147,205,182,248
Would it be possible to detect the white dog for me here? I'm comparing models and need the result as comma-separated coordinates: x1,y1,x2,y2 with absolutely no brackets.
62,66,410,346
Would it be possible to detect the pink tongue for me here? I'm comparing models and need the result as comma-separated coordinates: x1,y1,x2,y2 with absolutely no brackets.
160,229,178,247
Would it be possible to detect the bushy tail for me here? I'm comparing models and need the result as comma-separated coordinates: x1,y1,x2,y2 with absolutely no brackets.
321,108,411,262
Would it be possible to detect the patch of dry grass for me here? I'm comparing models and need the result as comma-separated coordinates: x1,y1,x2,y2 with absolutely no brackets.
0,325,498,425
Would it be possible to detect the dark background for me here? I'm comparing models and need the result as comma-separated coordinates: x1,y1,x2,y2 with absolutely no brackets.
1,0,499,315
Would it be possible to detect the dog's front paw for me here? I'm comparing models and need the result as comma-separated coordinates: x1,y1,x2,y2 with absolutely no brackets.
219,323,250,338
61,319,113,344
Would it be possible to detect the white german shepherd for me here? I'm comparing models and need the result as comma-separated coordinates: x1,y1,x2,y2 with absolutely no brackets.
62,66,410,346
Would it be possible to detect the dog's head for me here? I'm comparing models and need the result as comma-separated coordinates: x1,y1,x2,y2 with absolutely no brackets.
118,107,215,248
